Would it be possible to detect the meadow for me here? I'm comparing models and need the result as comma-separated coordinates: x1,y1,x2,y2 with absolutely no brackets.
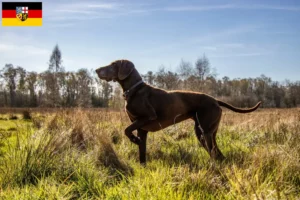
0,108,299,199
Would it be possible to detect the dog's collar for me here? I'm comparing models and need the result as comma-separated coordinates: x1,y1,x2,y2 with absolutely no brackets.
123,80,144,100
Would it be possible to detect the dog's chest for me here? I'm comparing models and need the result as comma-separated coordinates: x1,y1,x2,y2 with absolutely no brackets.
125,99,145,119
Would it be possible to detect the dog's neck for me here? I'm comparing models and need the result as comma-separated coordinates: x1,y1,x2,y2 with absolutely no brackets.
118,71,144,100
118,72,143,92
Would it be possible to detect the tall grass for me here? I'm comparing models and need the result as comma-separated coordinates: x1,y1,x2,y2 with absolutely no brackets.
0,108,299,199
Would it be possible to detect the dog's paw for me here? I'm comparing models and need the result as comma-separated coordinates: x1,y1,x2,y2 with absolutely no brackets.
130,136,141,145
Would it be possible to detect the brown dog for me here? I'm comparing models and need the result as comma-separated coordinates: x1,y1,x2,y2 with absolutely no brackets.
96,60,261,164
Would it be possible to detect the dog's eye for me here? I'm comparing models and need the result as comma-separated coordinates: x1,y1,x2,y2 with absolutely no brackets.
111,63,117,68
112,63,118,70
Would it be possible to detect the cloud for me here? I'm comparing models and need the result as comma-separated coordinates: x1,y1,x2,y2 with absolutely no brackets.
203,43,245,51
47,22,76,28
45,1,300,22
87,3,120,9
0,44,50,55
45,1,151,21
191,25,259,44
54,9,97,15
47,2,121,20
0,32,34,44
247,5,300,11
0,42,50,72
165,4,300,12
52,2,120,15
138,25,259,55
210,52,267,58
165,4,235,11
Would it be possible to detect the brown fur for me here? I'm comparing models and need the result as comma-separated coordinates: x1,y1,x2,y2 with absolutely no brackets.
96,60,261,164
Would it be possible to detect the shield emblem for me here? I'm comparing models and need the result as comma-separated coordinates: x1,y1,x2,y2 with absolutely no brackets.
16,7,28,22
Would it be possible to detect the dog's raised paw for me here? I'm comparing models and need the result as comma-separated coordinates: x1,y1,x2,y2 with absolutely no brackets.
130,136,141,145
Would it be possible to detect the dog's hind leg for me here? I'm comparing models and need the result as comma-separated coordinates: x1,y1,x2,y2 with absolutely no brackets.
193,105,225,161
137,129,148,165
210,113,225,161
193,114,209,152
211,129,225,161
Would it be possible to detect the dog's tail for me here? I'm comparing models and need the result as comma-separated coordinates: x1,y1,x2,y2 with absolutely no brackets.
217,100,261,113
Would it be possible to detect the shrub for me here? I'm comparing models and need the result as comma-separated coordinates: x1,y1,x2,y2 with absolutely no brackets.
9,114,18,120
22,110,32,120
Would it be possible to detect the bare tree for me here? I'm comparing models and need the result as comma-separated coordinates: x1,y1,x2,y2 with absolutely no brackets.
178,59,193,79
155,66,180,90
45,44,64,107
143,71,155,85
195,54,211,81
49,44,63,73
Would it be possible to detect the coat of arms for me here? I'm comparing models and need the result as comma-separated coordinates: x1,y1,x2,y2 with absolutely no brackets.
16,7,28,21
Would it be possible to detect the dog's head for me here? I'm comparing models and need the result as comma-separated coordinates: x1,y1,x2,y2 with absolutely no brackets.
95,60,135,82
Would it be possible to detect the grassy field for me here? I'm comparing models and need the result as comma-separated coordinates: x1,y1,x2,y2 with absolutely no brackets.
0,108,299,199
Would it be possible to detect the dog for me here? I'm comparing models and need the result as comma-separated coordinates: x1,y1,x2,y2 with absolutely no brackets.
96,60,261,164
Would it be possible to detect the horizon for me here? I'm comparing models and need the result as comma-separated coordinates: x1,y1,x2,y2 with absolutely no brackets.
1,0,300,82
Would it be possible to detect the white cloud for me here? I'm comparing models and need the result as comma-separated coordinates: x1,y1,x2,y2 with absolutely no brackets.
203,46,218,51
47,22,76,28
203,43,245,51
210,52,267,58
165,4,235,11
45,1,150,21
0,31,50,71
87,3,120,9
165,4,300,12
0,44,50,55
246,5,300,11
54,9,97,15
51,2,120,15
138,25,258,56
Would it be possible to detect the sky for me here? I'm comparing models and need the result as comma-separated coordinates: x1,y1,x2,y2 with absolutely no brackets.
0,0,300,81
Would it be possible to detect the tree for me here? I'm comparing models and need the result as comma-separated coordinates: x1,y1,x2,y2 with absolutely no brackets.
64,72,77,107
45,44,64,107
272,82,285,108
76,69,92,107
221,76,231,96
41,70,60,107
143,71,155,85
111,85,124,109
16,67,26,91
0,70,8,106
1,64,18,107
155,66,180,90
195,54,211,81
101,80,112,107
26,72,38,107
178,59,193,79
49,44,63,73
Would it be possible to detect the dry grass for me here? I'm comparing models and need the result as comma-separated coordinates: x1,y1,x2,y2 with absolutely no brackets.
0,108,299,199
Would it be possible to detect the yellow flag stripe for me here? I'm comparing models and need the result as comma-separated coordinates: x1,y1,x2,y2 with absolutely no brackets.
2,18,42,26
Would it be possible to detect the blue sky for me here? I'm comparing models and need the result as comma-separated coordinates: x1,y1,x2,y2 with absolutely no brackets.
0,0,300,81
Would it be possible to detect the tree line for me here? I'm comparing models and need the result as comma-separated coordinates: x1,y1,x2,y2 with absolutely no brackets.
0,45,299,108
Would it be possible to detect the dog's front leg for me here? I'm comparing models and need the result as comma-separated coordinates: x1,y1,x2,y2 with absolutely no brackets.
137,129,148,164
124,118,151,145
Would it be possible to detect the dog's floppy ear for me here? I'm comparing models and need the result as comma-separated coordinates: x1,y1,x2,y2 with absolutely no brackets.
118,60,134,80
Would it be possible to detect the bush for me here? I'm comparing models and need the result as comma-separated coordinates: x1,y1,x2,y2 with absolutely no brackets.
9,114,18,120
22,110,32,120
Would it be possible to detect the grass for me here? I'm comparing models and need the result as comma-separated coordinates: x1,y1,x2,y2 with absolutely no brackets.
0,108,299,199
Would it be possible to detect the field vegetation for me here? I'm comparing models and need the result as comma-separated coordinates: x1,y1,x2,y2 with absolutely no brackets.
0,108,299,199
